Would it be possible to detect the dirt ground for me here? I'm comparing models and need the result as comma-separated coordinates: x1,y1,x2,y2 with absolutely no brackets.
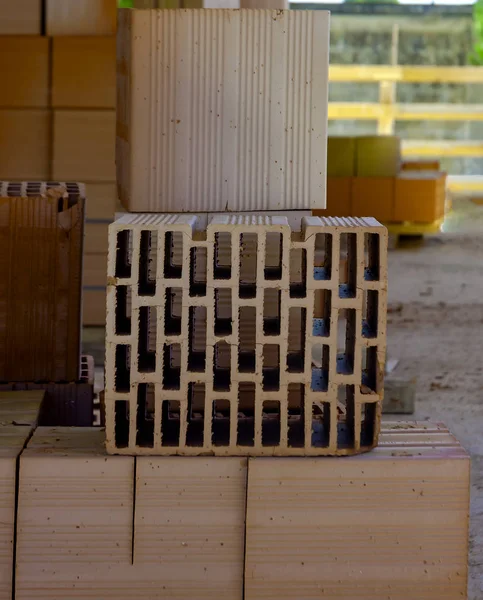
386,198,483,599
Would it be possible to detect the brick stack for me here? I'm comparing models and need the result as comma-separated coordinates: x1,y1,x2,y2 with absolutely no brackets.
0,182,94,425
0,0,118,327
104,7,392,459
320,135,447,224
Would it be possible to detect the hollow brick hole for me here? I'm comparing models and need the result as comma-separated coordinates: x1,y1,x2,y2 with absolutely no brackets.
339,233,357,299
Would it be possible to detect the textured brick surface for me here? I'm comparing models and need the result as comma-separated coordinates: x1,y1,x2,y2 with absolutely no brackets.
15,428,246,600
245,422,470,600
0,182,84,383
105,214,387,456
117,9,329,212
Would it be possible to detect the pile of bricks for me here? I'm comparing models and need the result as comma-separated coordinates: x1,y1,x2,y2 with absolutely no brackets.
319,135,447,224
104,7,388,457
0,0,118,326
0,182,94,425
0,405,471,600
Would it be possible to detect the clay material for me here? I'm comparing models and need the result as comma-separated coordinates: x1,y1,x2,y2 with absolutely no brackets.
0,182,85,383
15,427,247,600
46,0,117,36
117,9,330,212
105,214,387,456
245,421,470,600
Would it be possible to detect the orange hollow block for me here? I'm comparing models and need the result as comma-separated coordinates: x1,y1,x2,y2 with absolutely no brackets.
351,177,395,222
313,177,352,217
401,159,440,172
394,172,446,224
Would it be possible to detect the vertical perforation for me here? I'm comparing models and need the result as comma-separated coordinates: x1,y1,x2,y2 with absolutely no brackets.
106,217,386,456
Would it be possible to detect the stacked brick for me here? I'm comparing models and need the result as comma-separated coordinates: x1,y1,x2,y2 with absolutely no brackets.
0,0,118,327
0,182,93,426
102,7,389,457
105,212,387,456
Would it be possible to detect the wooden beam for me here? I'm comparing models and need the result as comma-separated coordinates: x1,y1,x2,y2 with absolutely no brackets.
330,65,483,83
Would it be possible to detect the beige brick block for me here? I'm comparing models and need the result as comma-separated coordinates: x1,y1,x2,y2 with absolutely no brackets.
0,426,33,600
0,37,49,108
83,254,108,288
245,422,470,600
133,457,247,598
46,0,117,36
85,183,118,221
0,111,50,180
105,214,387,456
117,9,330,212
83,289,107,327
0,0,41,35
15,428,246,599
16,427,135,600
52,37,116,109
53,110,116,182
85,222,110,254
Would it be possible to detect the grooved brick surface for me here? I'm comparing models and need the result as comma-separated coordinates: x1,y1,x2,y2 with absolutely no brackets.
105,214,387,456
117,9,330,212
0,182,85,383
245,422,469,600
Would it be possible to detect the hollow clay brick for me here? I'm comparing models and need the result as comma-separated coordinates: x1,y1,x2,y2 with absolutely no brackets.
117,9,330,212
105,214,387,456
0,182,85,383
245,421,470,600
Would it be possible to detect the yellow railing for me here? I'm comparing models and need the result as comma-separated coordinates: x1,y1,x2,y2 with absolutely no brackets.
328,65,483,193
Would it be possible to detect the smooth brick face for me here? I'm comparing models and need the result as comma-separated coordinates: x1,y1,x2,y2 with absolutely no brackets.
245,423,470,600
53,110,116,182
352,177,395,222
0,111,50,180
52,37,116,109
394,172,446,224
46,0,117,36
0,37,49,108
356,136,401,177
0,0,41,35
105,214,387,456
117,9,330,212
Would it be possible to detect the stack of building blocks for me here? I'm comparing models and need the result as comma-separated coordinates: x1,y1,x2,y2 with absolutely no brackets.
0,182,94,426
0,420,468,600
319,135,447,225
0,0,118,326
105,213,387,456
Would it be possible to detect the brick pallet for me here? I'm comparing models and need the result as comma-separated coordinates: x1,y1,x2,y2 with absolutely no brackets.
105,214,387,456
0,418,469,600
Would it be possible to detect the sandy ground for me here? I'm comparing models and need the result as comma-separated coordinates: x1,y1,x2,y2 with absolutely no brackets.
83,197,483,597
387,198,483,599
